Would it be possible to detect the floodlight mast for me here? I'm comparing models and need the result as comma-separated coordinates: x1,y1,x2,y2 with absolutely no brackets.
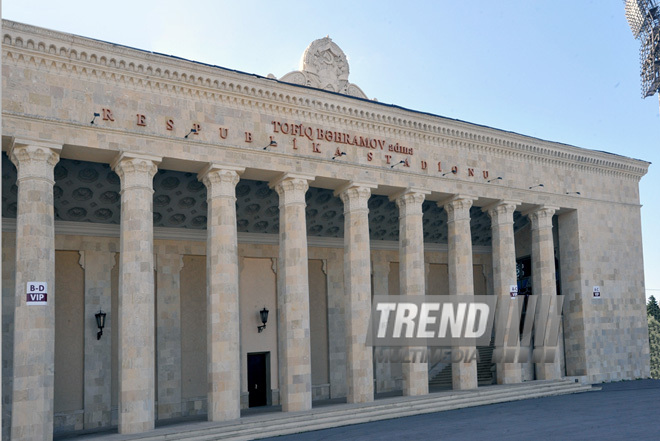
624,0,660,101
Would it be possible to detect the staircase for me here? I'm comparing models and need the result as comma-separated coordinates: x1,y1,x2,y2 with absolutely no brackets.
429,344,496,388
79,380,598,441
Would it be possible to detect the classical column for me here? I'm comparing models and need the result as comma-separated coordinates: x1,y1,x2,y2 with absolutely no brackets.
199,164,244,421
395,189,429,396
9,140,61,441
443,195,478,390
338,182,376,403
155,253,184,420
270,173,314,412
82,250,116,429
111,152,160,434
485,201,522,384
528,206,561,380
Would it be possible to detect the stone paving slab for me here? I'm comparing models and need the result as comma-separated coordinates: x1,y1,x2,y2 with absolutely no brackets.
264,379,660,441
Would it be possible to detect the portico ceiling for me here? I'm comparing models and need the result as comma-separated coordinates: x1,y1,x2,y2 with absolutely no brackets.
2,155,529,246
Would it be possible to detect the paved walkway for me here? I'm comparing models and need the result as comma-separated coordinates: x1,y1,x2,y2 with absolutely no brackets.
262,379,660,441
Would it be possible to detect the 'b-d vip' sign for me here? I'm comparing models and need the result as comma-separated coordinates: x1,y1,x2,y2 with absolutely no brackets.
26,282,48,305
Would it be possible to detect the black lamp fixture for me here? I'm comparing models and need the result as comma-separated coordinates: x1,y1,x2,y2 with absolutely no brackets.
332,151,347,160
95,309,107,340
90,112,100,124
487,176,503,183
263,139,278,150
529,184,544,189
257,307,269,333
390,160,405,169
184,128,197,139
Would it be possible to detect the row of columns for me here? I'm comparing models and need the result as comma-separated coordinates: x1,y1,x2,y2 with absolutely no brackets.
8,139,561,439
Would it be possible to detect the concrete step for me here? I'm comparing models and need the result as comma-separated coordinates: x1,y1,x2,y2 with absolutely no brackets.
155,382,591,440
429,345,496,387
206,383,595,441
107,380,597,441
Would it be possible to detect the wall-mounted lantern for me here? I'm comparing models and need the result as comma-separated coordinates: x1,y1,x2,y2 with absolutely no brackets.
95,310,107,340
257,307,269,333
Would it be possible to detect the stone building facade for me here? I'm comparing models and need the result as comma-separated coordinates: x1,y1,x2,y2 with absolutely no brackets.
0,20,651,439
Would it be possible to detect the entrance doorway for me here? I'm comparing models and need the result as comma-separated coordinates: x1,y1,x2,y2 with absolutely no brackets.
248,352,271,407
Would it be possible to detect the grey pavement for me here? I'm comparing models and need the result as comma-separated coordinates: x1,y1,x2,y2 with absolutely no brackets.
261,379,660,441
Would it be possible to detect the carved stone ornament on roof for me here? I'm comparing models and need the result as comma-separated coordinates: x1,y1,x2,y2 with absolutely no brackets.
279,36,368,99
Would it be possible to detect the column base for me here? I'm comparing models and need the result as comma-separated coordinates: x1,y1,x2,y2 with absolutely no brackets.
208,390,240,422
118,420,154,435
347,385,374,404
402,360,429,396
535,362,561,380
496,362,522,384
281,394,312,413
452,346,478,390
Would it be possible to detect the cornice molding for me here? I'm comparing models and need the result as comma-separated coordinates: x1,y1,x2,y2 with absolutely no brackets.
1,19,650,181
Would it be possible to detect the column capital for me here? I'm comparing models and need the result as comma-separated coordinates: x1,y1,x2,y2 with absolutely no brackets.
199,165,244,198
9,140,62,182
442,195,476,222
334,181,377,196
484,200,520,224
392,188,429,214
525,205,558,230
269,173,314,205
337,182,374,213
111,152,161,192
269,173,315,190
198,164,244,182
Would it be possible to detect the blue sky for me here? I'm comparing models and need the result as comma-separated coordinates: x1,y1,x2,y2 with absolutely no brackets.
4,0,659,300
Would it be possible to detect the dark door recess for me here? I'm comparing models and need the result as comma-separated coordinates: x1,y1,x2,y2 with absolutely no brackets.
248,352,270,407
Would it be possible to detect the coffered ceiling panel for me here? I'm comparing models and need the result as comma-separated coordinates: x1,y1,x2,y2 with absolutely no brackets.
2,155,529,246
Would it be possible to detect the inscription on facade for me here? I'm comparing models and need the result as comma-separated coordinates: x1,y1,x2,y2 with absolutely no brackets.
95,108,492,179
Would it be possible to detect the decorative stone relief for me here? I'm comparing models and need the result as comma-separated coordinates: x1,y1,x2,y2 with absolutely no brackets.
280,37,368,99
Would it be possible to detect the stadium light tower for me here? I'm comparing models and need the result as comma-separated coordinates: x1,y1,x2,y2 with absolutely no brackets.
624,0,660,106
